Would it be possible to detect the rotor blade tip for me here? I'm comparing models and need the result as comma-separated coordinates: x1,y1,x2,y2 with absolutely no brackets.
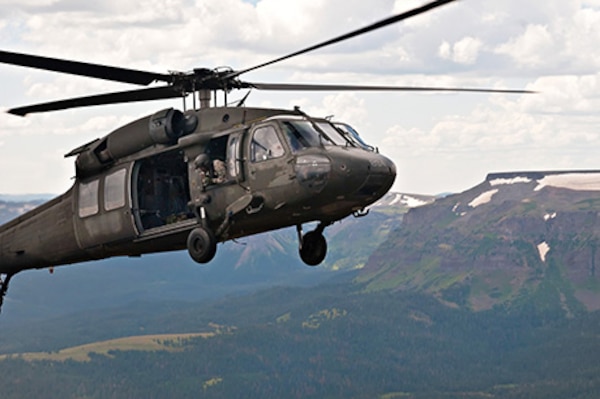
7,109,27,117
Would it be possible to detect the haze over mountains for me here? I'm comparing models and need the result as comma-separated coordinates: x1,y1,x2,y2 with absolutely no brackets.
0,191,417,325
3,171,600,321
2,171,600,398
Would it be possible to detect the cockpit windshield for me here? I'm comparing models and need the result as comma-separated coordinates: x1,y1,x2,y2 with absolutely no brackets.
333,122,374,151
282,119,355,153
316,122,351,146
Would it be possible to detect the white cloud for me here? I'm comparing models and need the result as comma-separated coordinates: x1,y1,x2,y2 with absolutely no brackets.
1,0,600,195
494,5,600,72
302,93,367,124
519,74,600,114
496,24,554,68
438,36,483,65
0,111,30,130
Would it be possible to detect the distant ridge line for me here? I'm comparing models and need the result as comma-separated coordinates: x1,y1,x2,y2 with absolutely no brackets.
0,194,55,202
486,170,600,181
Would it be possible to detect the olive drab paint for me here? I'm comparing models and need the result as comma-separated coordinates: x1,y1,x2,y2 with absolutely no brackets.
0,106,396,276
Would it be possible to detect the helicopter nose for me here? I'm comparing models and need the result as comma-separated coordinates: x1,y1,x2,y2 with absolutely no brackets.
356,155,396,199
322,149,396,205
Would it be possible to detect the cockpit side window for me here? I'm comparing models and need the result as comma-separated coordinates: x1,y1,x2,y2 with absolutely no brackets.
282,121,322,152
251,125,285,162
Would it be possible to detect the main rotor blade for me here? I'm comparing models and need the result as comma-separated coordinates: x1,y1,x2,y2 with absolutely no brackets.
0,50,171,85
247,82,535,94
8,86,183,116
230,0,459,78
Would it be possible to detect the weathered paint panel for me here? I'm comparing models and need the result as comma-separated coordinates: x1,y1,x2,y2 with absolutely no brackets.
0,187,88,273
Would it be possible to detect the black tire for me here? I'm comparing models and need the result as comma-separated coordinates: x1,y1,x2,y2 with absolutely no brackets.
299,231,327,266
187,227,217,264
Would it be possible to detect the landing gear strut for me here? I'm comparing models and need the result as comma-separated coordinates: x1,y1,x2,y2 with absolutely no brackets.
0,272,15,314
297,223,329,266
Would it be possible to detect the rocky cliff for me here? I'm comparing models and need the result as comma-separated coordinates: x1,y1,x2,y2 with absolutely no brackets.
361,171,600,312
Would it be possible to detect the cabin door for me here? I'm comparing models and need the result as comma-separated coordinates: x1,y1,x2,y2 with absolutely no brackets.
131,150,193,234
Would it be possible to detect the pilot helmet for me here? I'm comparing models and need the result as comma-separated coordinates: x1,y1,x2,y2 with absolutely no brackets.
193,153,211,170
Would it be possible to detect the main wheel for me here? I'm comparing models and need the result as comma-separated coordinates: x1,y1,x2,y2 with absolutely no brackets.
299,231,327,266
187,227,217,264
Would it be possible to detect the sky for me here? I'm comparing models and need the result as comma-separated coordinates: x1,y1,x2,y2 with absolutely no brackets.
1,0,600,195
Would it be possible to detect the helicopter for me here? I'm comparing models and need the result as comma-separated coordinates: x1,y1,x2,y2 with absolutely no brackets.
0,0,532,312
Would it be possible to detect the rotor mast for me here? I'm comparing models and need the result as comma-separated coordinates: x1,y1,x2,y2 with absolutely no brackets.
199,89,211,109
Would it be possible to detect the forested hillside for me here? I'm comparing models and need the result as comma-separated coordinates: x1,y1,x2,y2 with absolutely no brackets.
1,283,599,399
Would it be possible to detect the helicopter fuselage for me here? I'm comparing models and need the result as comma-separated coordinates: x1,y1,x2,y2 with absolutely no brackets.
0,106,396,274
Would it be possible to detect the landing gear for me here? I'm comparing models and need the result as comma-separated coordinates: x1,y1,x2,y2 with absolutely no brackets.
0,272,15,314
297,224,329,266
187,226,217,264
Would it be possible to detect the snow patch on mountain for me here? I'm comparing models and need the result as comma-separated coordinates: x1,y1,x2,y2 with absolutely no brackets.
544,212,557,221
537,242,550,262
373,193,433,209
469,189,499,208
490,177,532,186
401,195,430,208
535,173,600,192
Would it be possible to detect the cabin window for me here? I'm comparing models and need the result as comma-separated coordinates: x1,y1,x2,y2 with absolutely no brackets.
104,168,127,211
78,179,99,218
251,125,285,162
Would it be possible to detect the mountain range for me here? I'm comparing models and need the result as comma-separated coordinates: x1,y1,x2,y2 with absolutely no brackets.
0,192,425,325
360,171,600,314
2,172,600,398
4,171,600,323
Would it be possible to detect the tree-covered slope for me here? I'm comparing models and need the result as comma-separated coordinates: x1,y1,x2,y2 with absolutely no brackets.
1,283,599,399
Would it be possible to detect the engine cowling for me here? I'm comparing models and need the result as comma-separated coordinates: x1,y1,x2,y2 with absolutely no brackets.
74,108,197,177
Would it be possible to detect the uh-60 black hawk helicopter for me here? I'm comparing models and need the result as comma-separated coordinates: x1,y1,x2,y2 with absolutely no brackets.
0,0,531,312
